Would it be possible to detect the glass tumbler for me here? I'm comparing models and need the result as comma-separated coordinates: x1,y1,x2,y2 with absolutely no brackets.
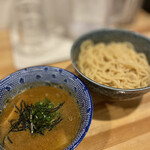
11,0,48,56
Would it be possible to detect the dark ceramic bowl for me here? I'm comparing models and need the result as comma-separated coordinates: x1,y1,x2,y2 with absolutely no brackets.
71,29,150,101
0,66,93,150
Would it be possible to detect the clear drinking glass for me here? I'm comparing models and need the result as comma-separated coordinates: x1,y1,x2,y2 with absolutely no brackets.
67,0,109,39
11,0,48,55
66,0,143,39
10,0,72,69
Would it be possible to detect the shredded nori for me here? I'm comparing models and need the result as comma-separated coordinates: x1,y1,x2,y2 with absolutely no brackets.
3,98,64,145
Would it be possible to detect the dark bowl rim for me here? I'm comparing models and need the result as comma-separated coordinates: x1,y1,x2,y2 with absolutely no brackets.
0,65,93,150
71,28,150,92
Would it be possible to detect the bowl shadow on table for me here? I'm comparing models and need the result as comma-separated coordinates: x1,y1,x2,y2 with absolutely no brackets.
89,88,141,121
78,92,141,150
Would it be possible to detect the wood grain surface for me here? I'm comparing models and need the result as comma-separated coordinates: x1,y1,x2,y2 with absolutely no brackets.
0,10,150,150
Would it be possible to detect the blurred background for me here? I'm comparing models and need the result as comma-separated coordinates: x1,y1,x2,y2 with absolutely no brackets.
0,0,150,73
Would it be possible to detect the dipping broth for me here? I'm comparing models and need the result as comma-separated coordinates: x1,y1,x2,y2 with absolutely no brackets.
0,85,80,150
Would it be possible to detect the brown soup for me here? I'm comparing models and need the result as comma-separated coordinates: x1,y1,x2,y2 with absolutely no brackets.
0,85,80,150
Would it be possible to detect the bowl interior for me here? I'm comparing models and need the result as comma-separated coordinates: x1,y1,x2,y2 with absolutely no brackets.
0,66,93,150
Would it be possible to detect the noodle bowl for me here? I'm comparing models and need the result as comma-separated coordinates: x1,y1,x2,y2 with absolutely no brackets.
71,29,150,101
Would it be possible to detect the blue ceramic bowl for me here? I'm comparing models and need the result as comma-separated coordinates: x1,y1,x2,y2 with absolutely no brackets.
71,29,150,101
0,66,93,150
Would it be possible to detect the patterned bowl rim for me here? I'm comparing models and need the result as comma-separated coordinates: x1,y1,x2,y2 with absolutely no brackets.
0,66,93,150
71,28,150,92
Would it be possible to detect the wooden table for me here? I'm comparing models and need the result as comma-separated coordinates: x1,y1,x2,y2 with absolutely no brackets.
0,10,150,150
